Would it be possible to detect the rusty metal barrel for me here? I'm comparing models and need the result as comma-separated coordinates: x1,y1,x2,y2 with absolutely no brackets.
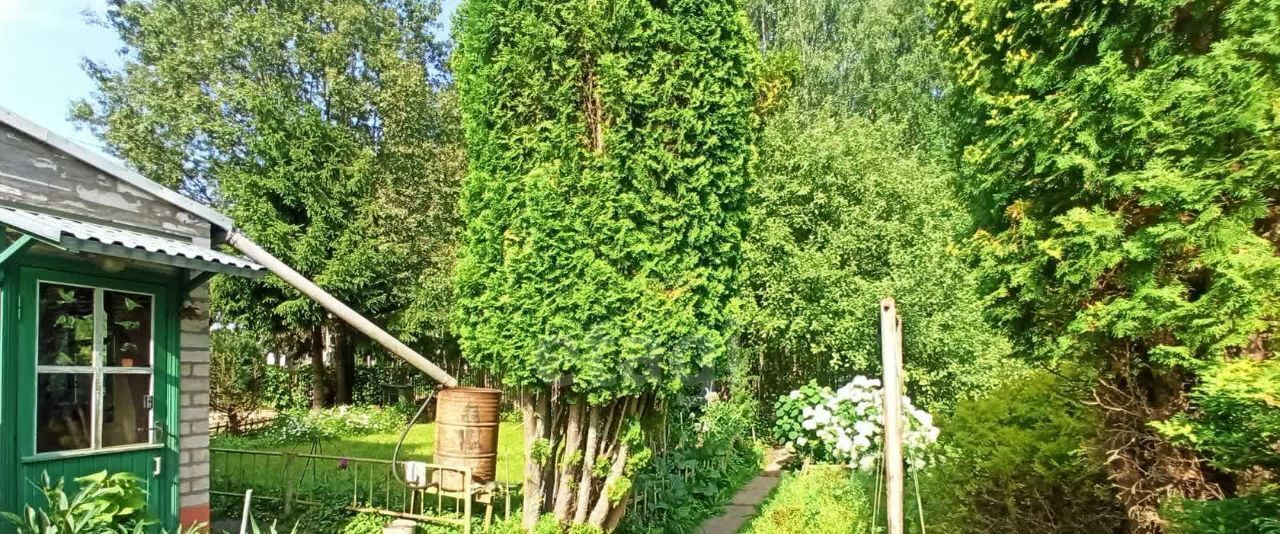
433,387,501,491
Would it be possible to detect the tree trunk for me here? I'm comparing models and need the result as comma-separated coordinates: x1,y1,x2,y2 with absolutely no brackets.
331,325,356,405
309,326,328,409
521,390,550,530
553,400,586,522
511,393,651,531
1096,347,1222,533
573,405,602,525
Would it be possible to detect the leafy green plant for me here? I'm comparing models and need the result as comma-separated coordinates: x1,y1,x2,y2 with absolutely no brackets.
1,471,151,534
1165,489,1280,534
259,365,311,412
772,381,835,462
622,392,763,533
258,405,408,445
1155,359,1280,473
338,513,386,534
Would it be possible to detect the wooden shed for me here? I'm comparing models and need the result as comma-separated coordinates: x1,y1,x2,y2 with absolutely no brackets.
0,105,263,530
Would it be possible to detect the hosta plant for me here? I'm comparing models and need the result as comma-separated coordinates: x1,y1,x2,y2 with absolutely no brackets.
1,471,151,534
774,377,939,470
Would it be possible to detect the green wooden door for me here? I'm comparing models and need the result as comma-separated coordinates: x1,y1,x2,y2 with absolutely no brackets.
12,266,178,529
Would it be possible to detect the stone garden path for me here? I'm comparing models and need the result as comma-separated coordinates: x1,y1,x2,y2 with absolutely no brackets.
697,448,789,534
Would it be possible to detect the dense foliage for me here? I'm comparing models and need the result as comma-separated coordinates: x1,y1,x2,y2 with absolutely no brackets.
921,370,1125,533
214,405,411,447
453,0,759,527
1155,359,1280,531
748,0,949,151
75,0,464,405
452,0,758,399
743,110,1012,409
935,0,1280,525
210,327,268,432
739,0,1012,413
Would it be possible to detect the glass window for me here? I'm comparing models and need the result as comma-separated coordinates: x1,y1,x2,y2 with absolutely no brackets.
35,282,156,454
36,374,94,452
38,284,94,366
101,374,152,447
105,291,152,368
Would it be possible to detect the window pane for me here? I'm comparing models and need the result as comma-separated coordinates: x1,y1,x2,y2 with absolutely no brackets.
101,374,151,447
36,373,93,452
38,284,94,366
105,291,152,368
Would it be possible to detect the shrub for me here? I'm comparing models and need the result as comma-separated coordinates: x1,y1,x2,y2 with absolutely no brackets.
256,405,408,445
1165,489,1280,534
1154,359,1280,532
210,328,268,431
743,465,871,534
260,365,311,412
919,370,1124,533
1155,359,1280,473
773,377,939,470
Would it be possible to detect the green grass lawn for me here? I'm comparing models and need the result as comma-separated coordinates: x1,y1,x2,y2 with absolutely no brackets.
210,422,526,519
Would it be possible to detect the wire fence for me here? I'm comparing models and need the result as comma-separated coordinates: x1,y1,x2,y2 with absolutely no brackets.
210,448,512,534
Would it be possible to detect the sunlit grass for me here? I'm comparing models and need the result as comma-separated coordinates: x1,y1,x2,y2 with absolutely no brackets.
210,422,526,507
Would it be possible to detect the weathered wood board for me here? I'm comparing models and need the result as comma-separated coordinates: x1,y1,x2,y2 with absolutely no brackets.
0,122,209,242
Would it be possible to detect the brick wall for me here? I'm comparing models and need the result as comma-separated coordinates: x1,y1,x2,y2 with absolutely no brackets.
178,284,212,527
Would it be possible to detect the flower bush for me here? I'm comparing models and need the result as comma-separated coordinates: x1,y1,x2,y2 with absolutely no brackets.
774,377,939,470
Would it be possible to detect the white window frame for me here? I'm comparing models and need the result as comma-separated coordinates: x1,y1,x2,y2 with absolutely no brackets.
34,280,156,454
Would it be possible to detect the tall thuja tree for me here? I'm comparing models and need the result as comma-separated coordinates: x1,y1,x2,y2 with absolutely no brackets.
453,0,757,528
935,0,1280,528
741,0,1011,410
73,0,463,404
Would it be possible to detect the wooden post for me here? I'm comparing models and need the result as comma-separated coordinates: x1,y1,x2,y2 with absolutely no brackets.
282,452,296,517
880,297,904,534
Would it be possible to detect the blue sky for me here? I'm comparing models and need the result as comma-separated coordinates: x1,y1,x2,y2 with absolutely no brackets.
0,0,460,155
0,0,120,150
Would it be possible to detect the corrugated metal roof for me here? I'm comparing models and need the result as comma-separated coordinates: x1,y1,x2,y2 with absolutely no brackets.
0,206,264,277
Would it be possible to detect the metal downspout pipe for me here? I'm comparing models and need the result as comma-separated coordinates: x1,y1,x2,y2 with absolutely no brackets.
226,230,459,388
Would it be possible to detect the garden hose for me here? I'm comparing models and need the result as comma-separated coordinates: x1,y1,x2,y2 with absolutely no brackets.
390,388,438,488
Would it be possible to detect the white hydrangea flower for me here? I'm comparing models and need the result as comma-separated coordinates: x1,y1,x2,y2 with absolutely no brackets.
858,454,877,471
853,435,871,449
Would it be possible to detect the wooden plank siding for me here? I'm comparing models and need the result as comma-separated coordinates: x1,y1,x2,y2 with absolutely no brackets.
0,123,211,245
